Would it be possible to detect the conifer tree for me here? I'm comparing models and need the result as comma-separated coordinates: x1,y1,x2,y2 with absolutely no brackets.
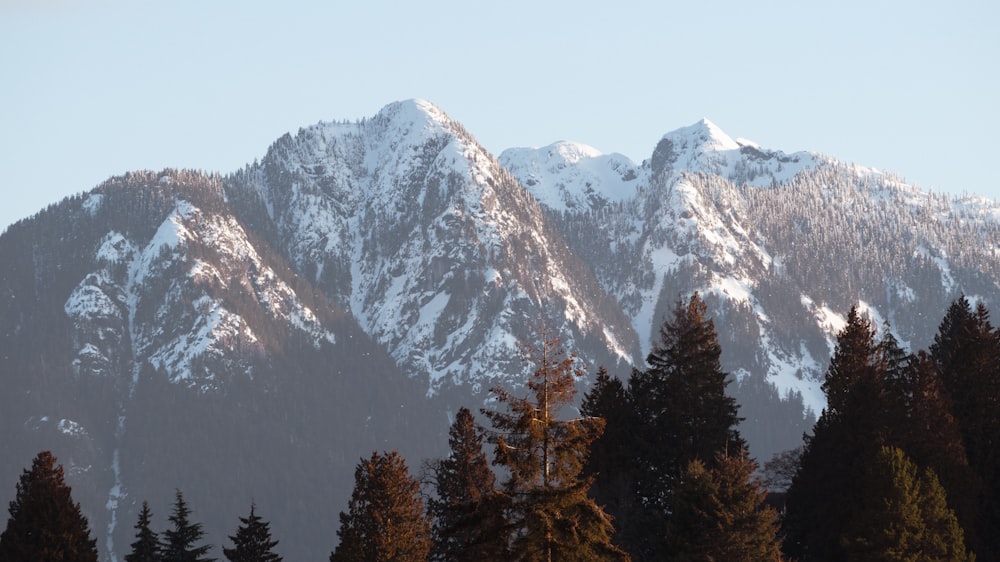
429,407,509,561
843,446,973,562
331,450,431,562
161,490,215,562
784,305,883,562
630,293,743,502
666,452,782,561
0,450,99,562
581,366,647,556
483,332,629,561
223,502,281,562
624,293,743,560
126,501,161,562
930,297,1000,558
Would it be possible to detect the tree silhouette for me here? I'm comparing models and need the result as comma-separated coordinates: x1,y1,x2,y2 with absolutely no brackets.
0,450,98,562
125,500,160,562
223,502,282,562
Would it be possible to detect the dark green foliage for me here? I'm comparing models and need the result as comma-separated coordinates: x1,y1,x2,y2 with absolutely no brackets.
930,297,1000,558
0,451,98,562
429,407,509,561
784,306,883,561
483,333,629,561
581,367,646,554
630,293,744,503
161,490,215,562
331,451,431,562
126,501,161,562
620,293,743,559
843,446,973,562
222,503,282,562
666,453,782,561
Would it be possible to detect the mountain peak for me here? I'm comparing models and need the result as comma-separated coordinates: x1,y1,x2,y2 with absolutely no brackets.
664,118,740,153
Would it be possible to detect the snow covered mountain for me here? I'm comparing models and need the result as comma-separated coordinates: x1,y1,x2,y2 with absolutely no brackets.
4,100,1000,560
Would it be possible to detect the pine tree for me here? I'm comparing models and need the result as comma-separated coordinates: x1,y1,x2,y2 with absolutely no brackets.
126,501,161,562
930,297,1000,558
161,490,215,562
580,366,647,556
0,450,99,562
429,407,509,561
331,450,431,562
625,293,743,560
483,332,629,561
843,446,973,562
666,452,782,561
784,305,884,562
222,502,281,562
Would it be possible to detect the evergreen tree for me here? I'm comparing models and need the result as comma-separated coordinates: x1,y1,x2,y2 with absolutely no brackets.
0,450,99,562
625,293,743,559
161,490,215,562
223,502,281,562
784,305,883,562
930,297,1000,558
580,367,646,555
883,351,979,550
429,407,509,561
843,446,973,562
331,450,431,562
126,501,161,562
483,332,629,561
666,452,782,561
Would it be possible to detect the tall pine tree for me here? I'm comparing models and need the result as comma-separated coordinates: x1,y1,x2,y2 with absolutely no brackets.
784,305,884,562
483,332,629,561
125,501,161,562
331,450,431,562
429,407,509,561
161,490,215,562
0,450,99,562
625,293,743,560
930,297,1000,558
580,367,646,555
223,502,281,562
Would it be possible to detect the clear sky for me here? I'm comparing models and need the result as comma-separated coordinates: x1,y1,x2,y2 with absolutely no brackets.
2,0,997,230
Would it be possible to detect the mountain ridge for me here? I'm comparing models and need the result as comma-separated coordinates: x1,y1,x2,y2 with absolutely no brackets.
3,98,1000,561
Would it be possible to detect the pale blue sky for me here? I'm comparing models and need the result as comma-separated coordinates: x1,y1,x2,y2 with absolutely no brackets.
2,0,997,230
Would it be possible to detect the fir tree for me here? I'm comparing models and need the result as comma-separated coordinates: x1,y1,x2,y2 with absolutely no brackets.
331,450,431,562
429,407,509,561
580,366,646,555
222,502,281,562
161,490,215,562
843,446,973,562
930,297,1000,558
483,332,629,562
0,450,99,562
784,305,883,562
666,452,782,561
126,501,161,562
625,293,743,560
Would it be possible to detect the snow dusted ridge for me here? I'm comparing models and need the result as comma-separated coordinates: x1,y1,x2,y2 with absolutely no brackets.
499,142,643,212
65,197,334,391
243,99,638,394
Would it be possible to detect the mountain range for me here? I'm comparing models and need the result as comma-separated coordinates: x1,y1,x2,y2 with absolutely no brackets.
3,99,999,561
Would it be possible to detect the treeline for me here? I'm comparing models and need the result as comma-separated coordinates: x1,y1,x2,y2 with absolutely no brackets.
2,293,997,560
